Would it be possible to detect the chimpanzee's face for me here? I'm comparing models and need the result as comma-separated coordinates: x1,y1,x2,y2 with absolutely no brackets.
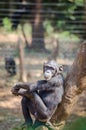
43,60,63,81
44,66,56,81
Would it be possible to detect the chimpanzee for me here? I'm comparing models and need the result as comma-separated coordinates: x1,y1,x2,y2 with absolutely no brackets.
5,56,16,76
11,60,64,130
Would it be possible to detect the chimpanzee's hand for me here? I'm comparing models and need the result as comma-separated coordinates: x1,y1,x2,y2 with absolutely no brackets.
11,82,23,96
13,82,23,89
11,88,19,96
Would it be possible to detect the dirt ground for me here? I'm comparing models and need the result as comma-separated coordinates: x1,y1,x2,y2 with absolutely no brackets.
0,33,86,130
0,83,86,130
0,64,86,130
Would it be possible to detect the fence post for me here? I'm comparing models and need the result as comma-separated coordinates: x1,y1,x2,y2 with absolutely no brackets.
18,37,27,82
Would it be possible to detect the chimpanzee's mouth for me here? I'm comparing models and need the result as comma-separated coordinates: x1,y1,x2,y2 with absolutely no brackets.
44,76,50,80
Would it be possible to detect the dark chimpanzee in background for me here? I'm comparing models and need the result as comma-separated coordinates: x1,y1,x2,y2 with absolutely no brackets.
12,60,64,130
5,56,16,76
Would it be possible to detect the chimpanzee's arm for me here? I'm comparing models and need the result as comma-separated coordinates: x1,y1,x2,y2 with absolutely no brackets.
12,80,47,92
29,74,63,92
12,80,46,96
12,74,63,93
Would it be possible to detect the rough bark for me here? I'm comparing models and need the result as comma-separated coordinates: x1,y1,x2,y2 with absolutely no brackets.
18,37,27,82
51,42,86,123
31,0,45,50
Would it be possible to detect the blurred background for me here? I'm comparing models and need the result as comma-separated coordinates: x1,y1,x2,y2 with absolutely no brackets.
0,0,86,130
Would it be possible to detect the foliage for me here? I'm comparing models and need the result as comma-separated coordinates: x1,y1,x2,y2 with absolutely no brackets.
44,20,54,36
69,0,84,6
11,122,27,130
0,0,85,38
2,17,12,32
58,31,79,42
11,117,86,130
43,0,85,39
63,117,86,130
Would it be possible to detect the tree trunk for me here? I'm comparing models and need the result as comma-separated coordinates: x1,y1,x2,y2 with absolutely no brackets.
51,42,86,124
9,0,14,18
31,0,45,51
18,37,27,82
21,24,30,48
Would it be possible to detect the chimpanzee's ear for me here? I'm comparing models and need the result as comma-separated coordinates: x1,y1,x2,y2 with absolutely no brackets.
59,65,63,72
43,61,46,72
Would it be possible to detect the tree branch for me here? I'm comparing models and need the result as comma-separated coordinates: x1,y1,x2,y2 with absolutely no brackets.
51,41,86,123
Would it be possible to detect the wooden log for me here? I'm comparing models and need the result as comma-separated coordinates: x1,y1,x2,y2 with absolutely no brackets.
51,42,86,123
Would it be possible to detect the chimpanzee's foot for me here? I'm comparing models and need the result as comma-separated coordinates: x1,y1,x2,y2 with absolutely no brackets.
26,121,34,130
33,120,45,129
33,120,55,130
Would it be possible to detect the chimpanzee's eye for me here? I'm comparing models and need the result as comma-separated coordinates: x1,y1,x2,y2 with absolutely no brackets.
44,66,54,71
49,67,54,70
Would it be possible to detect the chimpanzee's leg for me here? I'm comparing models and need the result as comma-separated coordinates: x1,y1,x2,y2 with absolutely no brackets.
21,97,33,125
21,92,53,121
21,93,55,130
31,92,52,121
29,93,55,130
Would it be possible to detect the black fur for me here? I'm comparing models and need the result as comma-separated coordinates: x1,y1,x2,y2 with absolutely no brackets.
5,57,16,76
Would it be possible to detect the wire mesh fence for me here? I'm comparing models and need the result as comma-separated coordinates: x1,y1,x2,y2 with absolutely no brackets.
0,2,86,130
0,1,86,82
0,0,84,79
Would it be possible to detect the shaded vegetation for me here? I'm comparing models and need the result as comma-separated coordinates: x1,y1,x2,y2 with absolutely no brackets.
63,117,86,130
